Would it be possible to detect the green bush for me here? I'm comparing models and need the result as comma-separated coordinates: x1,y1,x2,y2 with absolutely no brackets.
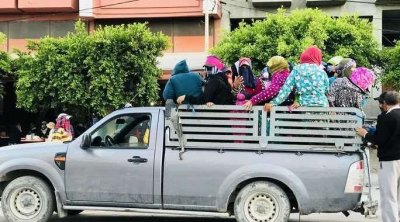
0,32,12,98
211,8,380,71
15,21,168,117
381,42,400,90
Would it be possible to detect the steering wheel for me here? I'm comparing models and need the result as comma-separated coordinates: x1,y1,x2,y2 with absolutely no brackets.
105,135,115,146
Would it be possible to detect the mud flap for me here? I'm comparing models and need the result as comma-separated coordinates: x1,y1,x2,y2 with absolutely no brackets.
55,191,68,218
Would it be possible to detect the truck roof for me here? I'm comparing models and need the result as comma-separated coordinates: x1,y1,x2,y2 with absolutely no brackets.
112,107,164,115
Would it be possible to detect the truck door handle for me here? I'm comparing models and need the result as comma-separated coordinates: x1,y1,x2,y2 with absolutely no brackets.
128,156,148,163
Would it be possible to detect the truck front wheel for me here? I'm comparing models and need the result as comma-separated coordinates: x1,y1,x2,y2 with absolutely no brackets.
1,176,55,222
234,181,290,222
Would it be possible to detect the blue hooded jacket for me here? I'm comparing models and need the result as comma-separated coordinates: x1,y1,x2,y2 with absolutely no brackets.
162,60,203,101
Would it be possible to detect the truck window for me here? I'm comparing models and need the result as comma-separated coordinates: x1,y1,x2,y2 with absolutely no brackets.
90,114,151,149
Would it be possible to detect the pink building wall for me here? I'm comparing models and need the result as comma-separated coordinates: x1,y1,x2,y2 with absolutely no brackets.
18,0,78,12
93,0,208,18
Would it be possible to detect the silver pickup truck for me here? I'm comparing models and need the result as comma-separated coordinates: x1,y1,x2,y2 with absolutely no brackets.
0,105,377,222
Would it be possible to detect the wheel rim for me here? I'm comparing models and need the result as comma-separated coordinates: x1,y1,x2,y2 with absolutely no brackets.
244,193,279,222
9,188,42,219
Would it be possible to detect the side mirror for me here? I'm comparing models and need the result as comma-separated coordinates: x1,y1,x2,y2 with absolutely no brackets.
80,134,91,150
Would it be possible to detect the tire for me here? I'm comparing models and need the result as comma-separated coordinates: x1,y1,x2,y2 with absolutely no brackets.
66,210,83,216
234,181,290,222
1,176,55,222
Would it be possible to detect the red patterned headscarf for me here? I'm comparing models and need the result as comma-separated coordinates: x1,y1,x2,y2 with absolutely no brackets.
300,46,322,65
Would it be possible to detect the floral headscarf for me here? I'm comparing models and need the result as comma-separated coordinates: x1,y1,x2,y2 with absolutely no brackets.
349,67,375,92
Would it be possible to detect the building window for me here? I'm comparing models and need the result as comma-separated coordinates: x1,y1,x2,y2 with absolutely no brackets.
383,10,400,47
50,21,76,38
9,21,50,39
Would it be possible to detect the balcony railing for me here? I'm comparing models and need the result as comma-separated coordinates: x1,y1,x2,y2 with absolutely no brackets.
251,0,292,7
306,0,347,7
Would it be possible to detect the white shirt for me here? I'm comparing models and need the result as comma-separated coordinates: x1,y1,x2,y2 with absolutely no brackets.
386,105,400,114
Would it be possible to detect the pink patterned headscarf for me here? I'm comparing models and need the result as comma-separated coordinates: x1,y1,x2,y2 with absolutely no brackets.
349,67,375,91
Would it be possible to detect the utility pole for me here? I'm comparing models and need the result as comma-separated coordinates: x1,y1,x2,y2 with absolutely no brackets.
205,10,209,52
203,0,216,52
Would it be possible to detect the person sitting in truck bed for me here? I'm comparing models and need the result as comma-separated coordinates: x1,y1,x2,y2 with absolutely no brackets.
330,58,356,85
263,46,329,112
231,57,262,100
163,60,204,117
328,67,375,109
176,66,235,106
243,56,293,110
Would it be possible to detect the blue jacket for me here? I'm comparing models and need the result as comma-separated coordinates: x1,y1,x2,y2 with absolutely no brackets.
163,60,203,101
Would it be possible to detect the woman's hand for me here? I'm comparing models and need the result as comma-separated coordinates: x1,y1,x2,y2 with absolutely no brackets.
291,101,300,109
176,95,186,105
264,103,273,112
206,102,215,107
233,76,243,89
243,100,253,110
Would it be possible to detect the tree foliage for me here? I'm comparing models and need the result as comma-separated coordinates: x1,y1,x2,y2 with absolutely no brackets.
381,42,400,91
212,8,380,71
15,21,168,116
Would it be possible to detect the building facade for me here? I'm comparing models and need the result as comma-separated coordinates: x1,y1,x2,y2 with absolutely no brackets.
0,0,223,76
221,0,400,47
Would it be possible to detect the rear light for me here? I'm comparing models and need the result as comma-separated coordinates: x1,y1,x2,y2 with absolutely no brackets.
344,160,365,193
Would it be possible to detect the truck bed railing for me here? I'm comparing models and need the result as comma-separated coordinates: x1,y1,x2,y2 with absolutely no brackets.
165,105,364,152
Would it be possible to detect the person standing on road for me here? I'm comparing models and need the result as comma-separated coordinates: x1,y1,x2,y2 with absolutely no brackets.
356,91,400,222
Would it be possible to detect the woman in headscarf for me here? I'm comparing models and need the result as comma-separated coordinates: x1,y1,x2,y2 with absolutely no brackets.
243,56,293,110
231,57,262,100
336,58,356,78
176,63,235,106
264,46,330,111
328,67,375,108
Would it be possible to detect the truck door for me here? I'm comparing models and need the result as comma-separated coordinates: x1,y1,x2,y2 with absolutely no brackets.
65,112,158,205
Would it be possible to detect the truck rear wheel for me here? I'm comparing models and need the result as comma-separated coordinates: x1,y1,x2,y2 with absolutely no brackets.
1,176,54,222
234,181,290,222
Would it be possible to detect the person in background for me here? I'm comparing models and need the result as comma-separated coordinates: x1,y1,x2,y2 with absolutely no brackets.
9,123,22,145
37,121,50,138
328,67,375,109
46,122,55,141
356,91,400,222
243,56,292,110
49,113,74,142
264,46,329,112
28,122,38,136
163,59,204,117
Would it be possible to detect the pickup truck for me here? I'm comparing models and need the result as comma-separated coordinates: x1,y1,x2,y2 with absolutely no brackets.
0,105,377,222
